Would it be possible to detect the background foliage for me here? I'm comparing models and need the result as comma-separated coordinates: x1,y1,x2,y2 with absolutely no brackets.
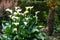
0,0,60,40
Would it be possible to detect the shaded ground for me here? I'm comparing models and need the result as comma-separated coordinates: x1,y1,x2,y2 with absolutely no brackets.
40,27,60,40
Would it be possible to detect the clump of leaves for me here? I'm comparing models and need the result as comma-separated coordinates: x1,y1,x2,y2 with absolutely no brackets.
1,6,47,40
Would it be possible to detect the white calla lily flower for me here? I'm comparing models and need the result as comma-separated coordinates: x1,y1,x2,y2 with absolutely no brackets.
5,8,12,13
15,6,20,11
12,22,19,26
25,6,33,10
13,28,17,32
24,22,28,25
17,9,22,13
25,17,29,20
35,11,40,15
8,15,12,18
13,12,17,15
24,11,29,13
